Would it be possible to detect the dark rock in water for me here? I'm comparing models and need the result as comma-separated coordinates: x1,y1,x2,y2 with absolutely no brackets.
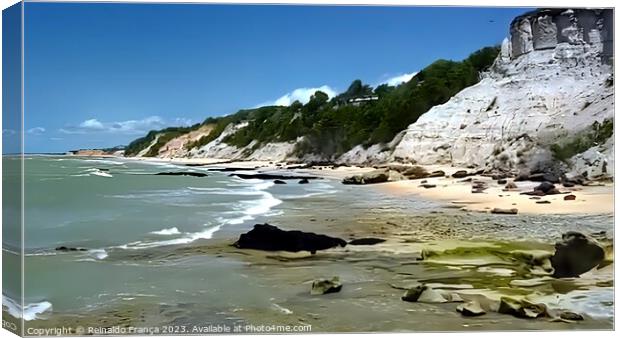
497,179,507,185
298,178,310,184
342,169,389,185
348,238,386,245
311,277,342,295
274,180,287,184
491,208,518,215
231,173,317,180
420,184,437,189
559,311,584,321
457,301,486,317
97,168,110,172
55,246,87,252
536,200,551,204
233,223,347,254
451,170,469,178
551,231,605,278
155,172,208,177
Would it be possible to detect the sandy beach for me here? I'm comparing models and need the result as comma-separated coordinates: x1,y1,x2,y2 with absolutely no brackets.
116,156,614,215
377,171,614,215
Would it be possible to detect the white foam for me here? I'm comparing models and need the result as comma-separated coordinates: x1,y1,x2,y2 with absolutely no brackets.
243,191,282,216
91,171,113,178
89,249,108,260
82,159,124,165
117,178,282,250
150,227,181,236
2,295,52,321
119,225,222,250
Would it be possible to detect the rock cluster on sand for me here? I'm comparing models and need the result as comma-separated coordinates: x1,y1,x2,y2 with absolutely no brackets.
520,182,563,196
233,223,347,254
342,169,390,185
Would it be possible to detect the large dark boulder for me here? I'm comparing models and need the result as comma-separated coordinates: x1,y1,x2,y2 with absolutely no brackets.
233,223,347,254
551,232,605,277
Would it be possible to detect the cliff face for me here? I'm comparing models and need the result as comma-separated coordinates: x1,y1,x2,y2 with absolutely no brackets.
392,8,614,178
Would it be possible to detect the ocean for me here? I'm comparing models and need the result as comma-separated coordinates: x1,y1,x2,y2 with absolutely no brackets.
5,156,353,322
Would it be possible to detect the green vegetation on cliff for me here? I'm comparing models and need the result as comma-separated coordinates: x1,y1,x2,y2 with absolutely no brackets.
126,46,500,158
550,119,613,162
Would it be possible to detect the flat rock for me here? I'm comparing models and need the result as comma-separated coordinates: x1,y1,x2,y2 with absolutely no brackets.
348,238,386,245
491,208,518,215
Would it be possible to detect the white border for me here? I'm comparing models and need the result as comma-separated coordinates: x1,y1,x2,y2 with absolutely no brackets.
0,1,617,338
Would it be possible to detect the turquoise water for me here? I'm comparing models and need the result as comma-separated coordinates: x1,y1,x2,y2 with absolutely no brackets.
10,156,348,320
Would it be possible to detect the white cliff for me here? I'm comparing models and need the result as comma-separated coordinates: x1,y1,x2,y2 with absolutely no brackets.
392,8,614,178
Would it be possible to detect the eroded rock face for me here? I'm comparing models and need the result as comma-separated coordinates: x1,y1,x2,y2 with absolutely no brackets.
511,9,612,59
391,8,613,177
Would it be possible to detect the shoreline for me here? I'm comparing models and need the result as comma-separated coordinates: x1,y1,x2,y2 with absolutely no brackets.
99,155,614,215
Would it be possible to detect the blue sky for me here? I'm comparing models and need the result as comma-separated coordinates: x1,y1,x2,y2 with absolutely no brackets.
15,3,529,153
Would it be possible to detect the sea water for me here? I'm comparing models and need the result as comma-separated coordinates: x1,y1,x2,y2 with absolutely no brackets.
6,156,348,321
